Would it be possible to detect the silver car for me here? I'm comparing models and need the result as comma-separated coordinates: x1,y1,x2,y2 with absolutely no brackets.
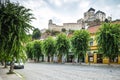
14,60,24,69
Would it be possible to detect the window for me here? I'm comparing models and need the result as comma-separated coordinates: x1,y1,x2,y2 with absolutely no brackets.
90,42,93,46
90,38,94,46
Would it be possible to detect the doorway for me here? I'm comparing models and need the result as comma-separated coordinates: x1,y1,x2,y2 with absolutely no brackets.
97,54,102,63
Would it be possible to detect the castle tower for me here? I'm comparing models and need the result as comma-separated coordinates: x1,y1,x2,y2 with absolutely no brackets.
49,19,53,24
95,10,106,21
107,16,112,22
48,19,53,30
84,8,95,21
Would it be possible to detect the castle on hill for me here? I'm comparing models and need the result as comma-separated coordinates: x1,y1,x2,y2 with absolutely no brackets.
48,8,112,31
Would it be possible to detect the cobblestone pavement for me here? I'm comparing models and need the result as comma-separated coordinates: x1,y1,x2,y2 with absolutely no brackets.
15,63,120,80
0,66,21,80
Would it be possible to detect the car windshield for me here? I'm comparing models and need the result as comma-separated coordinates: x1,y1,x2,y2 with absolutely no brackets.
15,59,23,63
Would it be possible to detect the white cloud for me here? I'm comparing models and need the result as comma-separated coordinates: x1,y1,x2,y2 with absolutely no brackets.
63,0,79,3
20,0,52,29
11,0,120,30
79,0,90,9
49,0,63,7
19,0,83,30
22,0,47,9
117,4,120,8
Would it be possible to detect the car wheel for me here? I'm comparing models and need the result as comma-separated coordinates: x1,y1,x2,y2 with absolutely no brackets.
22,66,24,69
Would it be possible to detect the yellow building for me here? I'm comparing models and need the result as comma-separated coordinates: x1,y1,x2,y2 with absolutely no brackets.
86,23,120,64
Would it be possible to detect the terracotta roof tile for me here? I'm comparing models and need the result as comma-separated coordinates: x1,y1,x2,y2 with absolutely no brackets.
87,25,100,33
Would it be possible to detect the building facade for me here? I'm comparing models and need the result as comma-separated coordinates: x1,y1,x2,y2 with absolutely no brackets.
48,19,83,32
86,23,120,64
84,8,96,21
95,10,106,21
84,8,106,22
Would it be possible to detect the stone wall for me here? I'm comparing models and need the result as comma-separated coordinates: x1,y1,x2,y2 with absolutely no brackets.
49,21,83,31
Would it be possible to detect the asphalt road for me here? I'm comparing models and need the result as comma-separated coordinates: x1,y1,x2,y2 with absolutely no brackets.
15,63,120,80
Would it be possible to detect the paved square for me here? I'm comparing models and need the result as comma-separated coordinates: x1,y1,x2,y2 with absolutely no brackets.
15,63,120,80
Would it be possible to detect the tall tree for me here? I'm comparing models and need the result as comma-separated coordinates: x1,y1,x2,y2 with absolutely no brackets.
32,28,41,40
61,28,66,32
0,0,34,73
43,37,56,62
33,40,42,62
71,30,90,64
96,23,120,65
26,42,34,60
56,33,70,63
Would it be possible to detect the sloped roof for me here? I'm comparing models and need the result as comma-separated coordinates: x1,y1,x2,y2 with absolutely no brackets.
87,21,120,34
88,8,95,12
95,10,105,15
87,25,100,33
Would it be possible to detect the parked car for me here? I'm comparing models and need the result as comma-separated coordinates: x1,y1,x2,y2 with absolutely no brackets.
14,60,24,69
6,62,11,66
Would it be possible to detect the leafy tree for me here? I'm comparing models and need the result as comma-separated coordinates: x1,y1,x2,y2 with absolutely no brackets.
56,33,70,63
69,29,75,34
43,37,56,62
71,30,90,64
104,19,109,23
33,40,42,62
0,0,34,73
51,30,60,36
26,42,34,60
27,34,32,42
32,28,41,40
45,29,51,36
61,28,66,32
96,23,120,65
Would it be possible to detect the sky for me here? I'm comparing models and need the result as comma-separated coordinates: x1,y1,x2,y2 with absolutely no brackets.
11,0,120,30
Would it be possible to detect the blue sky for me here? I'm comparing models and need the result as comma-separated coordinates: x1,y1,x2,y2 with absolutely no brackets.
11,0,120,30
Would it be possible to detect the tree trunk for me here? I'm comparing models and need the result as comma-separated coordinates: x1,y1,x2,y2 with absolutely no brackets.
47,56,50,62
78,54,82,64
37,56,40,62
9,61,14,74
79,59,81,64
4,61,7,68
78,54,80,63
51,56,53,62
88,56,90,66
42,55,44,62
108,57,111,66
62,55,65,63
1,60,4,66
58,54,62,63
66,54,68,62
30,57,33,60
34,58,36,62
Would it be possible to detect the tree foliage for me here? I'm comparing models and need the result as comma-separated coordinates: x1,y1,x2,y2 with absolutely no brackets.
43,37,56,62
61,28,66,32
71,30,90,62
96,23,120,63
26,42,34,60
56,33,70,56
26,40,43,62
51,30,60,36
32,28,41,40
0,0,34,72
33,40,42,62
